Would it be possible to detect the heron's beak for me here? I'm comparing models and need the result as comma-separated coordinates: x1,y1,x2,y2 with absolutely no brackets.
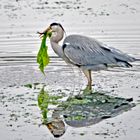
37,26,52,38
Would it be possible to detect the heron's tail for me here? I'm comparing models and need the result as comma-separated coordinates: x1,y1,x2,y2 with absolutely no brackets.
116,57,140,68
114,58,132,68
134,58,140,61
123,61,132,67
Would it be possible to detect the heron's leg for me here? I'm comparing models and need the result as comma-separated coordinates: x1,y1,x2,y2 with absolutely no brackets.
82,69,92,91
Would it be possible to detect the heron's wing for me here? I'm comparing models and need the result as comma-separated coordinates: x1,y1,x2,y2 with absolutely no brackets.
63,35,135,67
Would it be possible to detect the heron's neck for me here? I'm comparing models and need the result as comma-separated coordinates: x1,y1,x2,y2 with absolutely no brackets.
50,31,64,57
50,41,63,57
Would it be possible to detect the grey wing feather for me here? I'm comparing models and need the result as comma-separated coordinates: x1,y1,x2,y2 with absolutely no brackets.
63,35,135,68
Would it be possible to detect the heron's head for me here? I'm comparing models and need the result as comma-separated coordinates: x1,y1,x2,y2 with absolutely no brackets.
39,23,65,43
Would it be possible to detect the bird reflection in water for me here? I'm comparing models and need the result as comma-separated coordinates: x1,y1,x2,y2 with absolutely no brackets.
37,86,135,138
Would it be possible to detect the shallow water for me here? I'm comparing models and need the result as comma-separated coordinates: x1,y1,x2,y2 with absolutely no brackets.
0,0,140,140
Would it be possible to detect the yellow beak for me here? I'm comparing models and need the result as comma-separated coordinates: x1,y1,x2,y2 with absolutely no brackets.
43,26,52,34
37,26,52,37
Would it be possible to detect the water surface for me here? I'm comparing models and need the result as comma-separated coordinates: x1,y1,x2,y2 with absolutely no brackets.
0,0,140,140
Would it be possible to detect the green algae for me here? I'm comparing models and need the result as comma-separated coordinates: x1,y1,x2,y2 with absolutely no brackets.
37,32,51,74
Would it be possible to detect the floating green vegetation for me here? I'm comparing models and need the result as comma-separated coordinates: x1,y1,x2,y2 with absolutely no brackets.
24,84,32,88
24,83,46,90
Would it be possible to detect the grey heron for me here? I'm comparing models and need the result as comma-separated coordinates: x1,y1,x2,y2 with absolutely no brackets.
39,23,136,90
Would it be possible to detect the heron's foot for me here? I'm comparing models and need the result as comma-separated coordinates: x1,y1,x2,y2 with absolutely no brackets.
83,85,93,94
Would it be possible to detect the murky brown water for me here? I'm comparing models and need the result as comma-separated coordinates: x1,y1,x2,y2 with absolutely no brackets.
0,0,140,140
